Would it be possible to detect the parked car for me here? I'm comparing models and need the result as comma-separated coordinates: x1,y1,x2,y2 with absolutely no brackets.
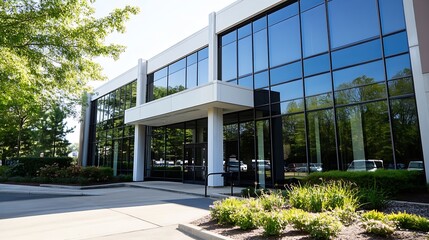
251,159,271,170
347,159,384,172
224,160,247,172
407,161,424,171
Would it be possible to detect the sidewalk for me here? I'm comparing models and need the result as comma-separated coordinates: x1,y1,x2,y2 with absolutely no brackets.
0,181,245,199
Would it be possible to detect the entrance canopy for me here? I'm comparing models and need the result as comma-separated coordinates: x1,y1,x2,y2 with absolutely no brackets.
124,80,254,126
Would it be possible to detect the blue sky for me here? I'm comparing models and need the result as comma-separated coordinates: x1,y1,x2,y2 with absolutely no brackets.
66,0,236,144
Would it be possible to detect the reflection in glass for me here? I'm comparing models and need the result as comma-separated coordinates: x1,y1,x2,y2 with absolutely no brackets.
328,0,379,48
333,61,384,90
281,114,307,172
335,83,386,105
253,16,267,33
379,0,406,35
253,29,268,72
305,73,332,96
221,31,236,46
307,110,336,171
280,99,305,114
301,4,328,57
384,32,409,57
186,63,197,89
336,101,392,170
331,39,381,69
238,23,252,39
271,80,303,102
153,77,168,100
304,54,330,77
168,69,185,94
255,119,271,188
221,42,237,81
238,36,253,77
238,75,253,89
268,2,298,26
391,98,423,168
254,71,269,89
388,78,414,97
306,93,333,110
300,0,324,12
270,61,302,85
254,88,270,106
386,54,411,80
269,16,301,67
198,58,208,85
240,121,256,185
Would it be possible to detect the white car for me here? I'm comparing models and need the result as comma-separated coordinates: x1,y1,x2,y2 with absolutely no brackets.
407,161,424,171
347,160,384,172
225,160,247,172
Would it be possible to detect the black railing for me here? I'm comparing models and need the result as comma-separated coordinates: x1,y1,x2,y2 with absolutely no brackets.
204,171,235,197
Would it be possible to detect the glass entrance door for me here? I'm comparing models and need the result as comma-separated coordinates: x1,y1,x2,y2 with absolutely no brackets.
183,143,207,184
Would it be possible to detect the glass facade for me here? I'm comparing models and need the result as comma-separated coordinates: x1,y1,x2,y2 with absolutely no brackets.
219,0,423,187
147,48,209,101
88,81,137,175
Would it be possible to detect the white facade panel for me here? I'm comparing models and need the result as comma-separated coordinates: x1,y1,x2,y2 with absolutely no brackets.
91,66,138,101
215,0,285,34
147,27,209,74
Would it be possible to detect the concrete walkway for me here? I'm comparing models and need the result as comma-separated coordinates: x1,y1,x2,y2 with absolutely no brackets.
0,181,243,240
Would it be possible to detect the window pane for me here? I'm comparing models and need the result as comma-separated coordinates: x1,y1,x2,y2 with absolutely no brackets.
154,67,167,81
333,60,385,90
254,88,270,106
304,53,330,76
306,93,333,110
335,83,386,105
253,16,267,33
186,63,197,89
384,31,409,57
305,73,332,96
388,78,414,97
238,36,253,77
281,114,307,167
271,80,303,102
337,101,392,170
328,0,379,48
238,75,253,89
386,54,411,80
391,98,423,168
238,23,252,39
187,53,197,66
379,0,406,35
254,71,269,89
279,99,305,114
300,0,324,12
269,16,301,67
221,31,236,46
153,77,167,99
332,39,382,69
198,58,208,85
268,2,298,26
221,42,237,81
198,47,208,60
168,68,185,94
307,109,336,171
301,4,328,57
253,29,268,72
255,119,271,188
168,58,185,73
270,61,302,85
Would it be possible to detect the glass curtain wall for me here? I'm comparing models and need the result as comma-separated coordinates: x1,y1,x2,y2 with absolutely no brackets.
146,119,208,183
147,48,208,101
219,0,423,186
88,81,137,175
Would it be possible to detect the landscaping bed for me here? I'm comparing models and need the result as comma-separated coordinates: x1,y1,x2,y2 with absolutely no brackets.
193,180,429,240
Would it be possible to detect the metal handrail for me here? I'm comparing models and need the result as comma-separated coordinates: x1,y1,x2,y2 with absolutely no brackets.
205,171,234,197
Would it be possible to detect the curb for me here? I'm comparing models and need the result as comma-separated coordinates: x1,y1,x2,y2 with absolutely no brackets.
40,183,126,190
178,223,232,240
0,189,91,196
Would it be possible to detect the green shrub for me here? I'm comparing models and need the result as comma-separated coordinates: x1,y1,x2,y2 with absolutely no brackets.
259,211,288,236
241,187,269,198
306,212,343,240
306,170,426,196
331,206,357,225
0,165,10,177
259,192,286,211
283,208,312,231
288,180,359,212
210,198,243,225
359,186,390,210
388,212,429,232
361,210,387,221
81,166,113,183
7,157,72,177
361,219,396,237
231,199,262,230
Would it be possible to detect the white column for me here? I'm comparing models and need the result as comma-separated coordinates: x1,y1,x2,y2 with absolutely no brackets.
208,107,224,187
404,0,429,184
208,12,218,82
133,59,147,181
79,93,92,167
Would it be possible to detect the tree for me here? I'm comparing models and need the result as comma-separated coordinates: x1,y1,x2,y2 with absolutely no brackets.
0,0,139,103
